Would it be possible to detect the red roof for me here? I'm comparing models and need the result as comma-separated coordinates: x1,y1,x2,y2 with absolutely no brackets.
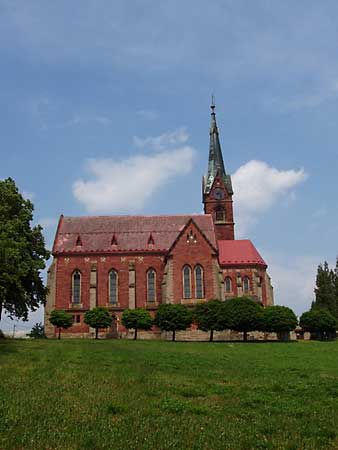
53,214,216,254
218,239,267,267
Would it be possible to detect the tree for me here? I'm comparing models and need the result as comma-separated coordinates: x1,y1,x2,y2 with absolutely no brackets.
49,310,73,339
262,305,297,340
300,309,337,340
27,322,46,339
121,308,153,340
84,307,114,339
154,304,193,341
313,262,336,318
194,299,224,341
0,178,50,321
222,297,264,341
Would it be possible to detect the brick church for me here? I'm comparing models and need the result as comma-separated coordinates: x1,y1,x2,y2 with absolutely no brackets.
45,102,273,338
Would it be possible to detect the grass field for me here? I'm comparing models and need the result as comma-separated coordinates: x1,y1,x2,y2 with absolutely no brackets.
1,340,338,450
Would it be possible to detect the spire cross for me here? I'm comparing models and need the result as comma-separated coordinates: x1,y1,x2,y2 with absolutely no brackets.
211,93,215,112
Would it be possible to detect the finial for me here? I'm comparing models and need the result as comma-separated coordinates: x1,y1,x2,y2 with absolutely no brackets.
211,93,215,113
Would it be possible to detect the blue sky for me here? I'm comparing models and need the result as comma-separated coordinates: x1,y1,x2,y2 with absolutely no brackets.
1,0,338,333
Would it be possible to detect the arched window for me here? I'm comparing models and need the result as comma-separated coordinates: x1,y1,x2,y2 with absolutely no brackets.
195,265,204,298
225,277,232,293
72,270,81,304
147,269,156,303
183,265,192,299
243,276,250,294
109,270,118,304
215,208,225,222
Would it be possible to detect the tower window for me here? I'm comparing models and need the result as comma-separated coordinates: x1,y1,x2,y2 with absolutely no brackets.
215,208,225,222
195,265,204,298
183,265,192,299
109,270,118,304
243,276,250,294
147,269,156,302
225,277,232,293
72,270,81,304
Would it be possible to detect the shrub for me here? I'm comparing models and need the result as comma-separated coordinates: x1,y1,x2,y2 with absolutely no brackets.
194,299,224,341
49,310,73,339
300,309,337,340
222,297,264,341
263,305,298,340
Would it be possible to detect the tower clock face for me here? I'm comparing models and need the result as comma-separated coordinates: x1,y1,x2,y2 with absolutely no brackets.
213,188,224,200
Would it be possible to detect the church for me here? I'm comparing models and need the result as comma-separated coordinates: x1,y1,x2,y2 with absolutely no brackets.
45,102,274,338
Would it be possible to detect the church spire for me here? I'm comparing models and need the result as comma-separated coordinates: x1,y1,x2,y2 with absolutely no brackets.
204,98,233,194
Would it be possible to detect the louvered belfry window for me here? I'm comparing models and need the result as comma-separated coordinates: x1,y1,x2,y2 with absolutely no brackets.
183,265,192,299
73,271,81,304
147,269,156,302
195,265,204,298
109,270,118,304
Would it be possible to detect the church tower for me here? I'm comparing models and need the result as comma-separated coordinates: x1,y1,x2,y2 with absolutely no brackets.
203,99,235,240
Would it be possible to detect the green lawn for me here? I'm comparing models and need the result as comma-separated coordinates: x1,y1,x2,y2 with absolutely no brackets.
1,340,338,450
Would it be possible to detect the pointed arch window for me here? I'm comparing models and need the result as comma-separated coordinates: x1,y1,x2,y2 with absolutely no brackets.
183,265,192,299
225,277,232,293
147,269,156,303
195,265,204,298
243,276,250,294
72,270,81,304
109,270,118,304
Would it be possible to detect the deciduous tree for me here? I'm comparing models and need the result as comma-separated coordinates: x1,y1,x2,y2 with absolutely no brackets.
222,297,264,341
262,305,297,340
49,310,73,339
300,309,337,340
0,178,50,321
194,299,224,341
155,304,193,341
84,307,114,339
121,308,153,340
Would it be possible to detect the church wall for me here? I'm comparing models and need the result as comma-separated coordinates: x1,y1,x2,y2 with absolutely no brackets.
169,222,220,302
221,266,271,306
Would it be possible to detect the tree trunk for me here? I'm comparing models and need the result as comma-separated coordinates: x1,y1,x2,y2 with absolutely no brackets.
134,328,137,340
243,331,247,341
210,329,214,342
0,301,3,322
58,328,61,340
95,328,99,339
172,330,176,341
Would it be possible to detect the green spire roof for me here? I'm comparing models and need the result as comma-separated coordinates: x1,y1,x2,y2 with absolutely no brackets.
204,98,233,194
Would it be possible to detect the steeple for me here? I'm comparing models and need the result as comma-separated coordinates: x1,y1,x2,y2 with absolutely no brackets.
204,97,233,195
202,97,235,240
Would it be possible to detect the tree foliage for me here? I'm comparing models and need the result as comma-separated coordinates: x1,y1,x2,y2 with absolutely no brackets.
313,261,337,318
27,322,46,339
84,307,114,339
300,309,337,340
121,308,153,340
194,299,224,341
0,178,50,321
263,305,298,338
222,297,264,341
155,304,193,341
49,310,73,339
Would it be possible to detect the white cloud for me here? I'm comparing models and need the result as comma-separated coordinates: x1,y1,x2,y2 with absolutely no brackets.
233,160,307,237
266,252,327,316
133,127,189,151
61,114,112,128
136,109,158,121
73,141,195,213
